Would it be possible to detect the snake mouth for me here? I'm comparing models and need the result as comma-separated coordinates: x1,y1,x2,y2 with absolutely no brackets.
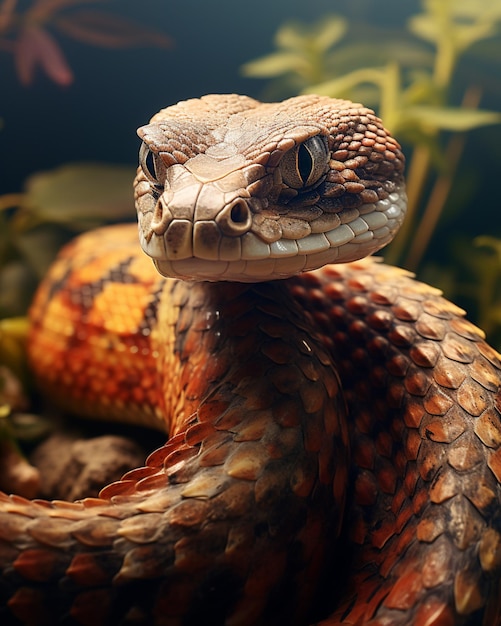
137,182,407,282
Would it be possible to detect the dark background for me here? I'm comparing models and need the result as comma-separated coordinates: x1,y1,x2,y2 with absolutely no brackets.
0,0,420,194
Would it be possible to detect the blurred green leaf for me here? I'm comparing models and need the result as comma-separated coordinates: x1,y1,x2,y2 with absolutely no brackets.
275,16,347,53
453,22,498,52
306,67,388,98
24,163,136,229
14,224,71,279
475,236,501,261
0,263,35,318
404,106,501,131
274,22,308,52
408,13,443,46
310,17,347,53
242,52,310,78
0,317,29,382
433,0,501,21
242,15,349,87
409,0,501,52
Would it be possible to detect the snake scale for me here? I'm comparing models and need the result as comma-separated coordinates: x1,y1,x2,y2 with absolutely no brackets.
1,94,501,625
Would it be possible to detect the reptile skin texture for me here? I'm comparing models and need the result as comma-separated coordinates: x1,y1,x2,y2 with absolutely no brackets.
1,95,500,626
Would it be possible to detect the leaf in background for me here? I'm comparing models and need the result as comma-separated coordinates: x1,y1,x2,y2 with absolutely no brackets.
274,22,309,52
306,67,387,98
242,52,310,79
0,264,36,318
475,236,501,262
409,1,500,52
407,10,442,46
404,105,501,131
325,38,433,76
14,224,72,279
314,16,347,53
274,16,346,54
14,24,73,85
26,0,104,22
452,22,498,53
0,0,17,35
442,0,501,23
55,10,171,48
24,163,136,228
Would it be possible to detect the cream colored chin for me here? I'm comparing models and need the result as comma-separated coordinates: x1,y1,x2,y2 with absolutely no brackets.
140,184,407,282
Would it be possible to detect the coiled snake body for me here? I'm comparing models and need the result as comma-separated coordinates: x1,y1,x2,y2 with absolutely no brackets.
1,95,501,625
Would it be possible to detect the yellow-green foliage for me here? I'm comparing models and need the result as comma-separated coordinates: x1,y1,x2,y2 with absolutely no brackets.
243,0,501,347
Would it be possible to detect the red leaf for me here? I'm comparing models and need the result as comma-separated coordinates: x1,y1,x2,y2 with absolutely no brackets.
55,9,171,49
0,0,17,35
27,0,106,22
15,25,73,86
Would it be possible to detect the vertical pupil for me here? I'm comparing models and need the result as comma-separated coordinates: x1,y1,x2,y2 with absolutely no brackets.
145,150,156,180
297,144,313,184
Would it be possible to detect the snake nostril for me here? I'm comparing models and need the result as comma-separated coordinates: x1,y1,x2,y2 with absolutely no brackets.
230,201,249,224
217,199,252,236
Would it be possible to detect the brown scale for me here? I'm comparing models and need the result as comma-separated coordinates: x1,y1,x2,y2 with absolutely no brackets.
289,261,501,625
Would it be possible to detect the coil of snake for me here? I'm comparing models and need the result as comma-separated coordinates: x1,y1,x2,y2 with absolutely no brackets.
1,94,501,626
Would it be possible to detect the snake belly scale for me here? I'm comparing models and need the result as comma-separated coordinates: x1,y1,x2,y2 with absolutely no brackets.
1,94,501,626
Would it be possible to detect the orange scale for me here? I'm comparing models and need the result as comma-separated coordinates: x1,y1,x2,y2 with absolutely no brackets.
74,250,135,285
66,552,112,586
371,517,397,550
457,380,490,417
377,462,397,495
392,301,420,322
362,583,394,621
395,503,414,535
403,465,420,497
354,469,378,506
130,386,146,405
383,567,423,611
127,254,161,281
375,431,393,457
421,541,451,589
405,429,423,461
391,488,407,516
87,283,152,333
404,402,427,429
13,548,63,582
7,588,48,623
414,598,455,626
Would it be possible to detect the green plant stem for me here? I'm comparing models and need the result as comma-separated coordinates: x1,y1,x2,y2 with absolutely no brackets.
404,136,463,271
385,142,431,267
431,0,457,92
404,86,482,271
379,63,400,131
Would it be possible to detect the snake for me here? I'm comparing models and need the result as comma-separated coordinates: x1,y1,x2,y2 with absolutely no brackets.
1,94,501,626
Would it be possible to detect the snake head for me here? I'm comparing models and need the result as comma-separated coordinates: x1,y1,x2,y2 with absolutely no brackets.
135,94,406,282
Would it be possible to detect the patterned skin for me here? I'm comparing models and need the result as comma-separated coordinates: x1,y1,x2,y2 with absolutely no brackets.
0,95,500,625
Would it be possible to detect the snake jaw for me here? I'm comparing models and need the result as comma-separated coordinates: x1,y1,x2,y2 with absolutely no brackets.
136,95,406,282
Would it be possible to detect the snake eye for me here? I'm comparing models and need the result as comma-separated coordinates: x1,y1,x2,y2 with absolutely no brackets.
280,135,329,189
139,142,164,189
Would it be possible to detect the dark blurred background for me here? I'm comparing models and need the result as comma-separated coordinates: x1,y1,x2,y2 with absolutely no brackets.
0,0,420,194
